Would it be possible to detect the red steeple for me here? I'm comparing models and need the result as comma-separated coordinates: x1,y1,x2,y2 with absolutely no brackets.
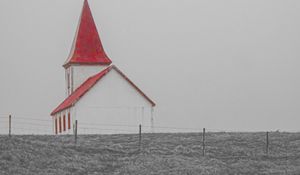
64,0,112,68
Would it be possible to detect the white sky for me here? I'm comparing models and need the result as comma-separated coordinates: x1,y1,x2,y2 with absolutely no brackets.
0,0,299,133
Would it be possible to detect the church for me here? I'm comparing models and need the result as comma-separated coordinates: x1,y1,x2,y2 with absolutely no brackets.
51,0,155,135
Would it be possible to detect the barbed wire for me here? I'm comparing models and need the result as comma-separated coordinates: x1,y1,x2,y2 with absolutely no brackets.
0,115,299,138
79,127,136,133
79,122,137,128
149,125,200,131
12,117,52,122
12,127,52,131
79,123,203,131
11,121,52,128
12,127,52,133
7,113,52,118
0,115,299,133
0,119,299,170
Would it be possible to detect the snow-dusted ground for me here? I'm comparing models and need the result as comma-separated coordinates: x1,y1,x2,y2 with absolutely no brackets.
0,132,299,174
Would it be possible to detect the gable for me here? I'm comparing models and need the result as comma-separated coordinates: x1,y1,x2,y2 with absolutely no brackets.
51,65,155,116
76,68,154,108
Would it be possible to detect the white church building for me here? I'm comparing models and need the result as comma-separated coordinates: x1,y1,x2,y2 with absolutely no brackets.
51,0,155,135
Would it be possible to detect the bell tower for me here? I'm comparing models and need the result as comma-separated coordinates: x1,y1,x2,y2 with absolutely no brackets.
64,0,112,96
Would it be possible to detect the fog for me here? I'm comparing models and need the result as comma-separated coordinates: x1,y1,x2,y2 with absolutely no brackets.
0,0,299,132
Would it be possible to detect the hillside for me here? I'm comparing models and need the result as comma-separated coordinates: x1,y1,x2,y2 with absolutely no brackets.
0,132,300,175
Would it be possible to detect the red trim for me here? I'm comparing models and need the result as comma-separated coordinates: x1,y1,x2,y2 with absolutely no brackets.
68,113,71,129
112,66,156,107
51,65,155,116
63,62,111,69
51,66,112,115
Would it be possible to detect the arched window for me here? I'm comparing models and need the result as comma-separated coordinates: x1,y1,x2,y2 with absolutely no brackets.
55,118,58,135
63,115,66,131
59,116,62,133
68,112,71,130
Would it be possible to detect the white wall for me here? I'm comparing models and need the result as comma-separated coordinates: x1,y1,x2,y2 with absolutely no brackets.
73,68,154,134
65,65,109,96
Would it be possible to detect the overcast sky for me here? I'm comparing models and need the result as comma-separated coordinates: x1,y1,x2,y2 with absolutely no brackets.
0,0,299,132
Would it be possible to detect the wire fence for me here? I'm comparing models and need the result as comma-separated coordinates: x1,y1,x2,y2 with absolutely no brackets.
1,114,300,170
74,122,300,174
0,114,53,135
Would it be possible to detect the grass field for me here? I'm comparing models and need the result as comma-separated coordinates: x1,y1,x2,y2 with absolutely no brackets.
0,132,300,175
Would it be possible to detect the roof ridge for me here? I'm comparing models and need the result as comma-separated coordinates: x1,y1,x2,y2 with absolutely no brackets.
51,66,113,115
51,65,155,116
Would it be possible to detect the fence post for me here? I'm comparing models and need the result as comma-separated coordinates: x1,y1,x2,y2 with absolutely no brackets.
9,115,11,137
139,124,142,149
75,120,78,144
266,131,269,155
202,128,205,156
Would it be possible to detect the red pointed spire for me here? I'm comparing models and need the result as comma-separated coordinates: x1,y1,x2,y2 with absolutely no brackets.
64,0,112,68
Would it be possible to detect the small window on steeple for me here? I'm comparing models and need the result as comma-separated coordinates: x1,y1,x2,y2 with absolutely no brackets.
67,72,70,90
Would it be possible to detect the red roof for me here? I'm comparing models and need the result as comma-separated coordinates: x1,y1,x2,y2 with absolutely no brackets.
64,0,111,68
51,65,155,115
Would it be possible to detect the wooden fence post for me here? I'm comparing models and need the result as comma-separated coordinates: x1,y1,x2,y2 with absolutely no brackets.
266,131,269,155
202,128,205,156
9,115,11,137
75,120,78,144
139,124,142,149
